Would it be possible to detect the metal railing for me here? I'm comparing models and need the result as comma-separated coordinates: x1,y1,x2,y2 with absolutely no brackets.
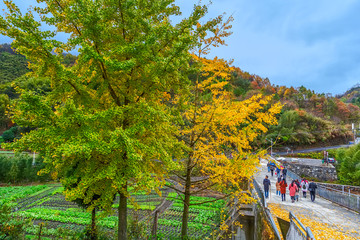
253,179,267,208
253,179,282,240
317,182,360,195
316,185,360,213
285,168,360,213
287,211,315,240
286,169,301,181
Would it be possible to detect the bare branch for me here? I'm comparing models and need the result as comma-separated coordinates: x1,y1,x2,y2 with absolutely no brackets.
190,182,217,195
189,194,229,206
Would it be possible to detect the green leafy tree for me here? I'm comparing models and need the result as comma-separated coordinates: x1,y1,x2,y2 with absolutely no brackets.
336,144,360,186
0,93,10,129
1,1,213,239
8,161,19,183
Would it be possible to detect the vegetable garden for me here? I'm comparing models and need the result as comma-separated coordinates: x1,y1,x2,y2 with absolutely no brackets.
0,184,226,239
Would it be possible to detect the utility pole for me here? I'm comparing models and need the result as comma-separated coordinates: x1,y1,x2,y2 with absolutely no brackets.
32,152,36,166
266,138,274,156
352,123,356,143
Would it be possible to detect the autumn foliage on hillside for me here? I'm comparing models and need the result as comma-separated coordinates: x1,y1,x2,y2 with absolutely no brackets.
227,67,357,147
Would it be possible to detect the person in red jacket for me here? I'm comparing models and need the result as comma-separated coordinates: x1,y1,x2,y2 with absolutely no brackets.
280,179,288,201
289,180,299,203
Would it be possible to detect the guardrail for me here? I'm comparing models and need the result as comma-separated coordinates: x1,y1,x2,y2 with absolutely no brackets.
253,178,267,208
286,169,301,181
317,182,360,195
316,185,360,213
287,211,315,240
253,179,282,239
284,168,360,213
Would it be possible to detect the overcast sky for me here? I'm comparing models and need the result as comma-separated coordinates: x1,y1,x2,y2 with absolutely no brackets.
1,0,359,95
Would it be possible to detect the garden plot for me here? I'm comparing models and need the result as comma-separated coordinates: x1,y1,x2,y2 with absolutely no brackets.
1,184,226,239
153,193,226,239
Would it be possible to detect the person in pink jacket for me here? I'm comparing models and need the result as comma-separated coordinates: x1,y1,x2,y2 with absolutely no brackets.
289,180,299,203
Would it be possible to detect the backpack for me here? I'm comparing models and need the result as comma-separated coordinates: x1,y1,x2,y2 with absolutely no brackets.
302,184,306,190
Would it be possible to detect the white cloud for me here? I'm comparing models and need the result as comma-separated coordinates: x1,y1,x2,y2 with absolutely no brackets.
2,0,360,94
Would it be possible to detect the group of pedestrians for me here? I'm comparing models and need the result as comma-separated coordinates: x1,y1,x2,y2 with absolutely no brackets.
267,162,287,178
263,174,318,203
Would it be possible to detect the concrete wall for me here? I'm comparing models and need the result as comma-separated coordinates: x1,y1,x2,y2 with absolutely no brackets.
281,162,337,181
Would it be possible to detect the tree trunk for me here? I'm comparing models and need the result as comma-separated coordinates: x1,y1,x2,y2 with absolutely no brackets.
181,163,192,238
118,187,128,240
91,208,97,240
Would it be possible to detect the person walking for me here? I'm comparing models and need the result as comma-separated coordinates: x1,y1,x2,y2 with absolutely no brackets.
282,167,287,178
295,179,301,202
276,178,281,196
301,178,309,198
276,167,281,177
270,165,275,177
280,179,287,201
267,162,270,172
308,180,318,202
263,175,271,199
289,180,298,203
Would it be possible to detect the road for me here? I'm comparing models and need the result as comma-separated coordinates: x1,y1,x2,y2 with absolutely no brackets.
274,144,351,156
275,157,335,167
255,159,360,239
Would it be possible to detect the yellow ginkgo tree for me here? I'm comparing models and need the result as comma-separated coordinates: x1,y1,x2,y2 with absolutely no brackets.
169,19,282,238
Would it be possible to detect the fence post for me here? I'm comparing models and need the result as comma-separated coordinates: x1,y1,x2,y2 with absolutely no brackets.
151,210,159,239
357,196,359,210
342,185,344,194
231,198,238,240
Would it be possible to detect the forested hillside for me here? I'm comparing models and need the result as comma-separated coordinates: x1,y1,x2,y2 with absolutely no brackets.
0,43,29,85
338,84,360,106
227,67,356,149
0,43,357,148
0,43,74,137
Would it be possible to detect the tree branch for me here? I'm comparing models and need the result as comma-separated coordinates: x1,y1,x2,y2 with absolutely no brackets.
189,194,229,206
190,182,217,195
165,183,185,195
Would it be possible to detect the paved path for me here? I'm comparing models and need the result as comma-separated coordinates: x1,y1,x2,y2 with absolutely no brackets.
255,159,360,239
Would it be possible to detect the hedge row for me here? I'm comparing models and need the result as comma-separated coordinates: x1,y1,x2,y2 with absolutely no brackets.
0,153,51,183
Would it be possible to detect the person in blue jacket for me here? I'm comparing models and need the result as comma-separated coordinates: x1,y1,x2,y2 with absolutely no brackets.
263,175,271,198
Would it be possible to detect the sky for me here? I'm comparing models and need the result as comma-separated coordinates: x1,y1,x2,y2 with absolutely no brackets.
1,0,360,95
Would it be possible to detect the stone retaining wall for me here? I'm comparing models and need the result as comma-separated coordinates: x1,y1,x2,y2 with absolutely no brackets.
280,162,337,181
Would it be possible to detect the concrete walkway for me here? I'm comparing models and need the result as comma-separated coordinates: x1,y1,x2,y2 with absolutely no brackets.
255,159,360,239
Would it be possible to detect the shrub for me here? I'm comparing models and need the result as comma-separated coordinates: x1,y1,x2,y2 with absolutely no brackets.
1,130,15,142
296,152,323,159
0,203,30,239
